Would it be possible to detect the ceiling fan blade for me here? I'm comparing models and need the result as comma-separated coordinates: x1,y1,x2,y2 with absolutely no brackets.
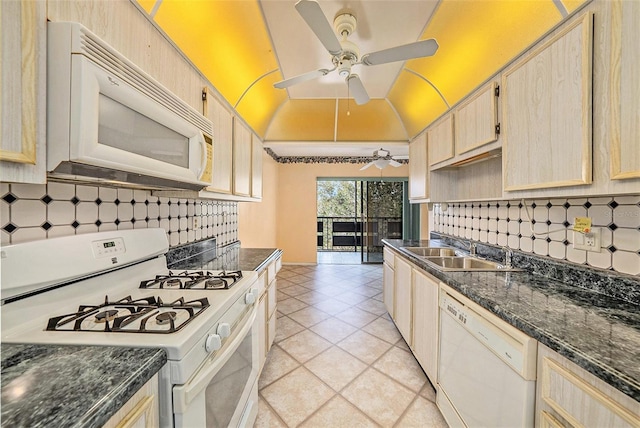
389,159,402,167
360,161,375,171
295,0,342,56
361,39,439,66
274,69,331,89
346,74,370,105
393,155,409,160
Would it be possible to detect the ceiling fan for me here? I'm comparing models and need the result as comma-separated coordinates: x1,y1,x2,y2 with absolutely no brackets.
360,148,408,170
273,0,439,105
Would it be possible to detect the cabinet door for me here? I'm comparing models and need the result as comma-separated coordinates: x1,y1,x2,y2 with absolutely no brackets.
267,312,276,351
208,97,233,194
502,13,593,191
455,82,498,156
267,280,277,318
409,132,429,200
383,262,395,317
393,257,412,345
102,374,159,428
251,134,263,199
610,0,640,180
428,114,454,166
233,118,252,196
536,343,640,428
412,270,439,383
0,0,46,184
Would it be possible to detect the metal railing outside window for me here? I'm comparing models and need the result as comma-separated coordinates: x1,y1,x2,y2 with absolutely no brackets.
317,216,403,252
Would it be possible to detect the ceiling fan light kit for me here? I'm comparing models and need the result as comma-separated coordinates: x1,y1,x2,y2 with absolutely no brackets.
360,148,407,170
274,0,438,106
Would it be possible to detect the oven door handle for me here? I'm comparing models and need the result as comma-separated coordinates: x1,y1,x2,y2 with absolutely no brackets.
173,306,257,413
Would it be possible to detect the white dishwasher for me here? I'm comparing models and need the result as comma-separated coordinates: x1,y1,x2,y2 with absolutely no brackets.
437,284,538,428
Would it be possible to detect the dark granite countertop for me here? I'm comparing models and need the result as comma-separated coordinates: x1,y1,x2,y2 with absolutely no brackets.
1,344,166,428
383,238,640,403
167,240,281,273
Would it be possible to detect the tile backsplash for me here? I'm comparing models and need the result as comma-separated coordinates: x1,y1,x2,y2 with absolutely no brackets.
432,195,640,276
0,182,238,248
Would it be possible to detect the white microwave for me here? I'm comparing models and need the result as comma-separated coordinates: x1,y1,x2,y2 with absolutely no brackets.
47,22,213,191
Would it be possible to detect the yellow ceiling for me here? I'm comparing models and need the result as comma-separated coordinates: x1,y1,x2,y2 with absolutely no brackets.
390,0,566,135
137,0,586,143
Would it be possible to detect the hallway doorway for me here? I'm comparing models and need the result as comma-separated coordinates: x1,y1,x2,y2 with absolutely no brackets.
316,179,418,264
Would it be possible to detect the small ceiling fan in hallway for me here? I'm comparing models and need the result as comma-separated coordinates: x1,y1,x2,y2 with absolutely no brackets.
360,148,407,170
273,0,439,105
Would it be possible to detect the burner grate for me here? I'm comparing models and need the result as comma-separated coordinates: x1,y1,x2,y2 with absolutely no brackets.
139,270,243,290
46,295,209,333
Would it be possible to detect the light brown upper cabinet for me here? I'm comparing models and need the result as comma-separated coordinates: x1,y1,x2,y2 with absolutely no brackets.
233,118,252,197
409,132,429,201
502,13,593,192
454,82,499,156
208,95,234,194
609,0,640,180
251,134,263,199
428,114,454,166
0,0,46,184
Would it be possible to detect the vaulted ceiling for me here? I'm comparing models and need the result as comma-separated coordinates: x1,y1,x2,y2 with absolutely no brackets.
135,0,586,157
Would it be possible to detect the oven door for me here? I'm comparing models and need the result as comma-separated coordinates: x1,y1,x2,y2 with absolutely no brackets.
172,307,259,428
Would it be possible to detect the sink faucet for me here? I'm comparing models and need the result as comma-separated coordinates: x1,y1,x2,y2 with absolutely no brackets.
447,236,477,256
502,247,513,269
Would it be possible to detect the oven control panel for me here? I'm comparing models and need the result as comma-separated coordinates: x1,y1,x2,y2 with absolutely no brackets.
92,237,126,258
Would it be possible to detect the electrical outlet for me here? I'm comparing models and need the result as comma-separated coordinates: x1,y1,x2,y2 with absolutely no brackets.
573,227,601,252
193,216,200,229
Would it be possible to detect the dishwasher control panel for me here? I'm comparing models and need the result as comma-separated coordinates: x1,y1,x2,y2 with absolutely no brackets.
443,295,468,324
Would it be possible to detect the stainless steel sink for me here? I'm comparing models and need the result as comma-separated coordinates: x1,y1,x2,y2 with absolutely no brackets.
423,256,522,272
404,247,457,257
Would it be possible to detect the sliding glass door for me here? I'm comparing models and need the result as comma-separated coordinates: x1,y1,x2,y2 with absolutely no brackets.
317,178,418,264
360,180,405,263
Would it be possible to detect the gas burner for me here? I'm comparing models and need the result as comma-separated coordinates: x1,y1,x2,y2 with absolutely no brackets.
205,278,225,289
139,270,243,290
165,278,183,288
95,309,119,323
156,311,177,325
46,295,209,334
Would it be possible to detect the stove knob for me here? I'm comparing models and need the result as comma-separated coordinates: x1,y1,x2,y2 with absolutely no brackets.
217,322,231,338
245,290,256,305
205,334,222,352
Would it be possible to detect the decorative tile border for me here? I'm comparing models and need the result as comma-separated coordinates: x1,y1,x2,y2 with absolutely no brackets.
432,196,640,276
264,148,409,165
0,182,238,248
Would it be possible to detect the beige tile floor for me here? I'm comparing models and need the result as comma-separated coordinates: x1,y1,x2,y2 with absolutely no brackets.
254,264,448,428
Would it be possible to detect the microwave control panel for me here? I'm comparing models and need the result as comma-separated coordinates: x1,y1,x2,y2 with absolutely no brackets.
201,134,214,184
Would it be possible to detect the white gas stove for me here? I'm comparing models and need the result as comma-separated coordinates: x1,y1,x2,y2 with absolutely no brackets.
1,229,260,428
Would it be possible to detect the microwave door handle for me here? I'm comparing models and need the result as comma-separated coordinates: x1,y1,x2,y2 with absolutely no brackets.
198,134,208,178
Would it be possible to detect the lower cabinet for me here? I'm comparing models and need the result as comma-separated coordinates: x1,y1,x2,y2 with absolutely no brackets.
266,275,277,352
383,260,395,318
103,374,159,428
411,270,439,383
384,247,440,385
394,257,412,345
258,255,281,372
535,343,640,427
